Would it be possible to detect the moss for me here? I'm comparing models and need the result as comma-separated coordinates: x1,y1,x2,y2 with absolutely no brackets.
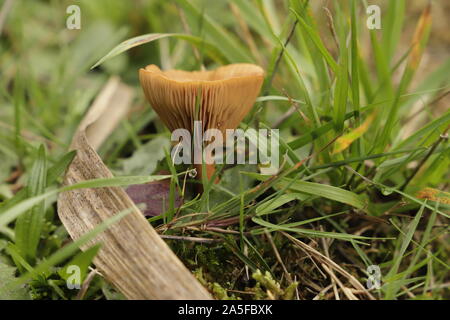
193,268,239,300
252,270,299,300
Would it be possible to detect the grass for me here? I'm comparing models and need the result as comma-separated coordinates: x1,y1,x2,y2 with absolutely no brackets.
0,0,449,300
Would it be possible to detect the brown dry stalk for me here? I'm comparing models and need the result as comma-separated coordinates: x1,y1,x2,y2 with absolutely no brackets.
282,232,376,300
57,77,212,299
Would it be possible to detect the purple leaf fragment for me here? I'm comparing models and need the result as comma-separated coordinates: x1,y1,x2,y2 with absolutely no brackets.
125,180,183,217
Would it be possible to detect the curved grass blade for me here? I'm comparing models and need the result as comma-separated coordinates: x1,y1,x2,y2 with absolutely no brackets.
91,33,227,69
252,217,373,242
277,178,366,209
14,145,47,262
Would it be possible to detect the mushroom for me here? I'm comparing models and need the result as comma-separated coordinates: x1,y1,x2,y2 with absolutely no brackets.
139,63,264,186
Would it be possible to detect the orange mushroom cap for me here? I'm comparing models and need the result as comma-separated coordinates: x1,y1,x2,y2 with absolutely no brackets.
139,64,264,135
139,63,264,184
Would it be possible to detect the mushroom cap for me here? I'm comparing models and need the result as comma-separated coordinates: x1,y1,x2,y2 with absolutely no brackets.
139,64,264,134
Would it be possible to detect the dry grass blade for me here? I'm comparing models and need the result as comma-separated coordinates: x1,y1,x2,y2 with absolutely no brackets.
408,3,432,71
282,232,375,300
57,77,212,299
321,264,358,300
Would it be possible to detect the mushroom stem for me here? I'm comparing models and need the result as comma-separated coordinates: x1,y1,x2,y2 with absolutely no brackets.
194,163,217,182
193,148,219,193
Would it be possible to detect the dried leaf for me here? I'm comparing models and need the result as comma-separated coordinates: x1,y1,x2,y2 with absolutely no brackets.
57,77,211,299
332,112,376,154
416,187,450,205
125,179,183,217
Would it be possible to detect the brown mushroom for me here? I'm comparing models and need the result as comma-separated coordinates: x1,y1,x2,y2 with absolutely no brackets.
139,63,264,186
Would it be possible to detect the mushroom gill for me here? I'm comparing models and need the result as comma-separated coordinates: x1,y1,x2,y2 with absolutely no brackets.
139,63,264,184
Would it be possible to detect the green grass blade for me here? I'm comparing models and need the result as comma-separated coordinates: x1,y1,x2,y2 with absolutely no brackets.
252,217,371,242
14,145,47,262
46,151,77,185
289,8,338,73
174,0,253,62
0,175,172,228
91,33,228,69
14,208,133,287
384,204,425,299
277,178,366,209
